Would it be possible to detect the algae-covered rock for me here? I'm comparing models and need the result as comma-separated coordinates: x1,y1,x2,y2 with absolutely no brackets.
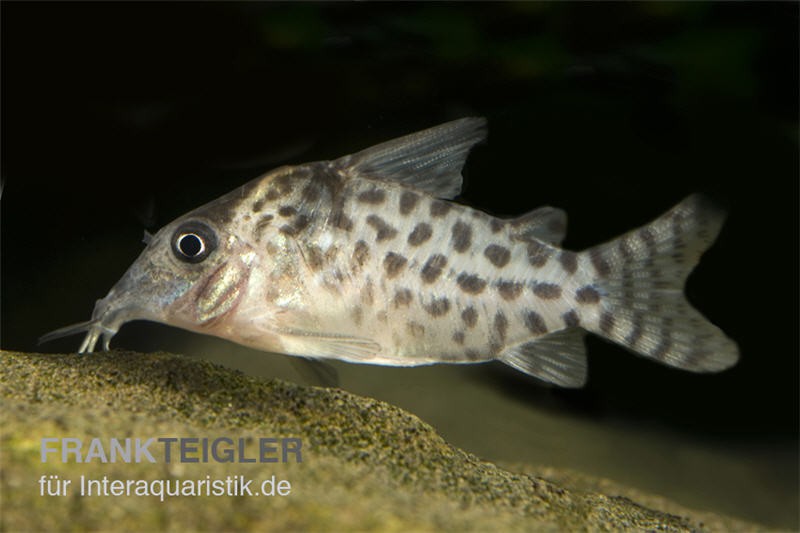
0,351,765,531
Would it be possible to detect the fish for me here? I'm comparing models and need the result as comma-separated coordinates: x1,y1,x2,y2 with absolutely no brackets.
40,117,739,387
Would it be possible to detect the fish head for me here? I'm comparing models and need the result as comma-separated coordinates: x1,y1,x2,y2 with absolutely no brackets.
41,190,258,353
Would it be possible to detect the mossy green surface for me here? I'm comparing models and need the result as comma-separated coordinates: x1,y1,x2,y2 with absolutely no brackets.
0,351,764,531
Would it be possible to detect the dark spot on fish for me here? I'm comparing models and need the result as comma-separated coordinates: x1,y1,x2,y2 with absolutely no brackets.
376,310,388,324
394,288,413,307
533,282,562,300
590,249,611,277
352,241,370,270
357,188,386,205
399,191,420,215
562,310,580,328
406,321,425,338
421,254,447,283
408,223,433,246
559,251,578,275
681,346,709,370
524,311,547,335
451,221,472,253
274,173,294,193
452,330,465,345
488,339,503,356
324,245,339,263
332,209,354,232
640,227,657,249
671,213,686,240
429,200,452,218
575,285,601,304
255,214,274,237
424,297,450,317
326,192,353,231
618,236,633,259
279,214,310,237
494,311,508,342
625,315,644,346
651,337,672,360
320,271,342,298
599,311,615,335
366,215,398,241
526,241,550,268
278,205,297,217
484,244,511,268
461,307,478,328
465,348,482,361
383,252,408,279
252,198,265,213
314,161,345,193
490,219,505,233
265,242,280,257
301,182,322,203
265,189,281,201
350,306,363,326
456,273,487,294
496,280,523,301
361,280,374,306
295,214,311,231
305,245,325,271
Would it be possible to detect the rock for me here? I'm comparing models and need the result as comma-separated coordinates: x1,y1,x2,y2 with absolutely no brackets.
0,351,765,531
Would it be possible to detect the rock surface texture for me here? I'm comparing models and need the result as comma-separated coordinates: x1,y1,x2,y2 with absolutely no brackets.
0,351,764,531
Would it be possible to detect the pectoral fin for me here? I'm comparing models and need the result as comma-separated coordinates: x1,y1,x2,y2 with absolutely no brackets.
277,328,382,362
289,357,340,387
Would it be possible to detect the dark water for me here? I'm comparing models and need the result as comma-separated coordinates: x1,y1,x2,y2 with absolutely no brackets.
2,3,798,529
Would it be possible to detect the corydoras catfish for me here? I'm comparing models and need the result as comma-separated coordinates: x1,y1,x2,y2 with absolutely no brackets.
42,118,739,387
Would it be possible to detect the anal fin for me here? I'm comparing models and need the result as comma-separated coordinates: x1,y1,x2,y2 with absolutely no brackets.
499,328,587,388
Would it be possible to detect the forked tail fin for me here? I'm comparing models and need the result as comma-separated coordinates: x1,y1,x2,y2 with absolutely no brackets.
584,195,739,372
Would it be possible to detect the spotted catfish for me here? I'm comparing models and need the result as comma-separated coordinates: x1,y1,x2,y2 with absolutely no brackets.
42,118,738,386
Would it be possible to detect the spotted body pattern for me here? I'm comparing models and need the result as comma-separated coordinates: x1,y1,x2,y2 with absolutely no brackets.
43,118,739,387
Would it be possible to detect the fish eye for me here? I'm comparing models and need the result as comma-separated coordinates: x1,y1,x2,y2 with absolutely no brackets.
177,233,204,256
171,221,217,263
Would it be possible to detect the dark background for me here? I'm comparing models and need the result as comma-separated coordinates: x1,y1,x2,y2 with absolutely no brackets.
2,1,797,525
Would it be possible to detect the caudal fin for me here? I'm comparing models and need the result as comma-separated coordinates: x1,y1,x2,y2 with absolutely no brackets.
584,195,738,372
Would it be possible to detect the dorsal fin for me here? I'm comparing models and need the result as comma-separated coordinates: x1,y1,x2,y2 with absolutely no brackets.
499,328,587,387
510,206,567,245
333,117,487,199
